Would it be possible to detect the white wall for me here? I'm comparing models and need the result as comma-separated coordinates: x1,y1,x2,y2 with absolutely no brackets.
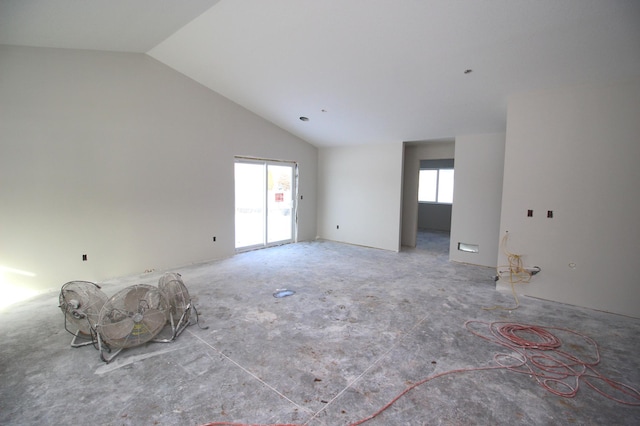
449,133,505,267
318,143,404,251
401,141,455,247
498,78,640,318
417,204,452,231
0,45,317,297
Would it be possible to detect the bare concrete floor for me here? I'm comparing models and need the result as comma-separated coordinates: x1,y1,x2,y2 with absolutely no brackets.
1,231,639,425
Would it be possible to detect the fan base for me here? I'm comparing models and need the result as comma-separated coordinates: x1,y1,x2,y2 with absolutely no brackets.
70,330,97,348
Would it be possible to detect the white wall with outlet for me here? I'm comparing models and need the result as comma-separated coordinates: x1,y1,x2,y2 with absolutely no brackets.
0,45,317,295
449,133,505,267
498,77,640,318
317,143,404,251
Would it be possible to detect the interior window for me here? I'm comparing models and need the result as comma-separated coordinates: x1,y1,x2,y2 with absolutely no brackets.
418,168,454,204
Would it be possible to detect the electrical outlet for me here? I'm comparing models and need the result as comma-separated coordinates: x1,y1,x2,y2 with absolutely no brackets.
336,225,339,229
82,254,87,261
547,210,553,218
527,209,533,217
213,236,216,242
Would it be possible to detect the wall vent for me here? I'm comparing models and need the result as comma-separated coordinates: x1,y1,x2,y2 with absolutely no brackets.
457,243,479,253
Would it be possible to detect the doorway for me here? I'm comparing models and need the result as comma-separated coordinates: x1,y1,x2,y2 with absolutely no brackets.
401,140,455,249
234,158,297,250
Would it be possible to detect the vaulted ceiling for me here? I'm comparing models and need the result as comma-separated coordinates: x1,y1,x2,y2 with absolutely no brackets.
2,0,639,147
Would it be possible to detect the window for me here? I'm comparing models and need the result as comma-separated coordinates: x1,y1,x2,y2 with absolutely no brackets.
418,168,454,203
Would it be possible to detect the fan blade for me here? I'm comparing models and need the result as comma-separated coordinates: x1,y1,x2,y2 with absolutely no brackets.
117,308,167,347
158,272,184,288
61,289,81,307
123,286,151,312
100,317,135,341
60,283,108,335
161,282,190,309
141,308,167,335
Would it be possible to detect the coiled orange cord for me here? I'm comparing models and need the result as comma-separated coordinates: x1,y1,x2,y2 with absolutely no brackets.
201,321,640,426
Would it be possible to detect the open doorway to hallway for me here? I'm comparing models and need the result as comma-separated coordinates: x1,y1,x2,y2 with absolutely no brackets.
415,229,451,255
401,140,455,252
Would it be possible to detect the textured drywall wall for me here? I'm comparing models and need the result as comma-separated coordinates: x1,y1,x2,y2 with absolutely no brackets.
449,133,505,267
498,78,640,318
318,143,403,251
418,204,452,231
0,45,317,297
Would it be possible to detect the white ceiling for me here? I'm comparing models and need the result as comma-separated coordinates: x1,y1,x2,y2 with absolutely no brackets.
0,0,221,52
2,0,640,147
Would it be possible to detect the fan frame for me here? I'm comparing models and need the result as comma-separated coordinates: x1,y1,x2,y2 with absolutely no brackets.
155,272,193,342
59,281,108,348
96,284,170,363
60,273,200,363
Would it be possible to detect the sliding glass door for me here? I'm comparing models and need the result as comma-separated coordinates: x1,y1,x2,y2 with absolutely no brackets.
234,158,296,250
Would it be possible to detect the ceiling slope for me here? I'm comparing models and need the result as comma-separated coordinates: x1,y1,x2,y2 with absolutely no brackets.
0,0,220,52
148,0,640,146
2,1,640,146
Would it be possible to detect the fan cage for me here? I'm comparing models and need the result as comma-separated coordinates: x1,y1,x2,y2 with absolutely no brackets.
97,284,169,349
158,273,192,325
60,272,201,363
59,281,108,336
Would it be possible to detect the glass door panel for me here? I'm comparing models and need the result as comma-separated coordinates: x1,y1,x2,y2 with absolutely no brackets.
267,164,294,244
235,159,296,250
234,162,265,249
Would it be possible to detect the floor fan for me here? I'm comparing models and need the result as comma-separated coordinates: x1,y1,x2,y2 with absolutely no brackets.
96,284,168,363
156,272,192,341
59,281,108,347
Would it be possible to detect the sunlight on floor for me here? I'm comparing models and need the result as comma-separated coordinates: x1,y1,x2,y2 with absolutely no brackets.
0,266,41,309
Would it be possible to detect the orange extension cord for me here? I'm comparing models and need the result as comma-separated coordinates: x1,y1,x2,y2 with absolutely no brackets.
485,232,537,311
201,321,640,426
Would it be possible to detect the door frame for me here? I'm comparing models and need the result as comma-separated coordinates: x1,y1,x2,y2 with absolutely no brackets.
234,156,298,252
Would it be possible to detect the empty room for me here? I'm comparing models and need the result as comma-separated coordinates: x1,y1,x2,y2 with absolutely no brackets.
1,1,639,425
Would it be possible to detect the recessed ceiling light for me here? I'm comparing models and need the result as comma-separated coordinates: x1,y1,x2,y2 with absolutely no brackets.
464,69,473,74
299,116,309,122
